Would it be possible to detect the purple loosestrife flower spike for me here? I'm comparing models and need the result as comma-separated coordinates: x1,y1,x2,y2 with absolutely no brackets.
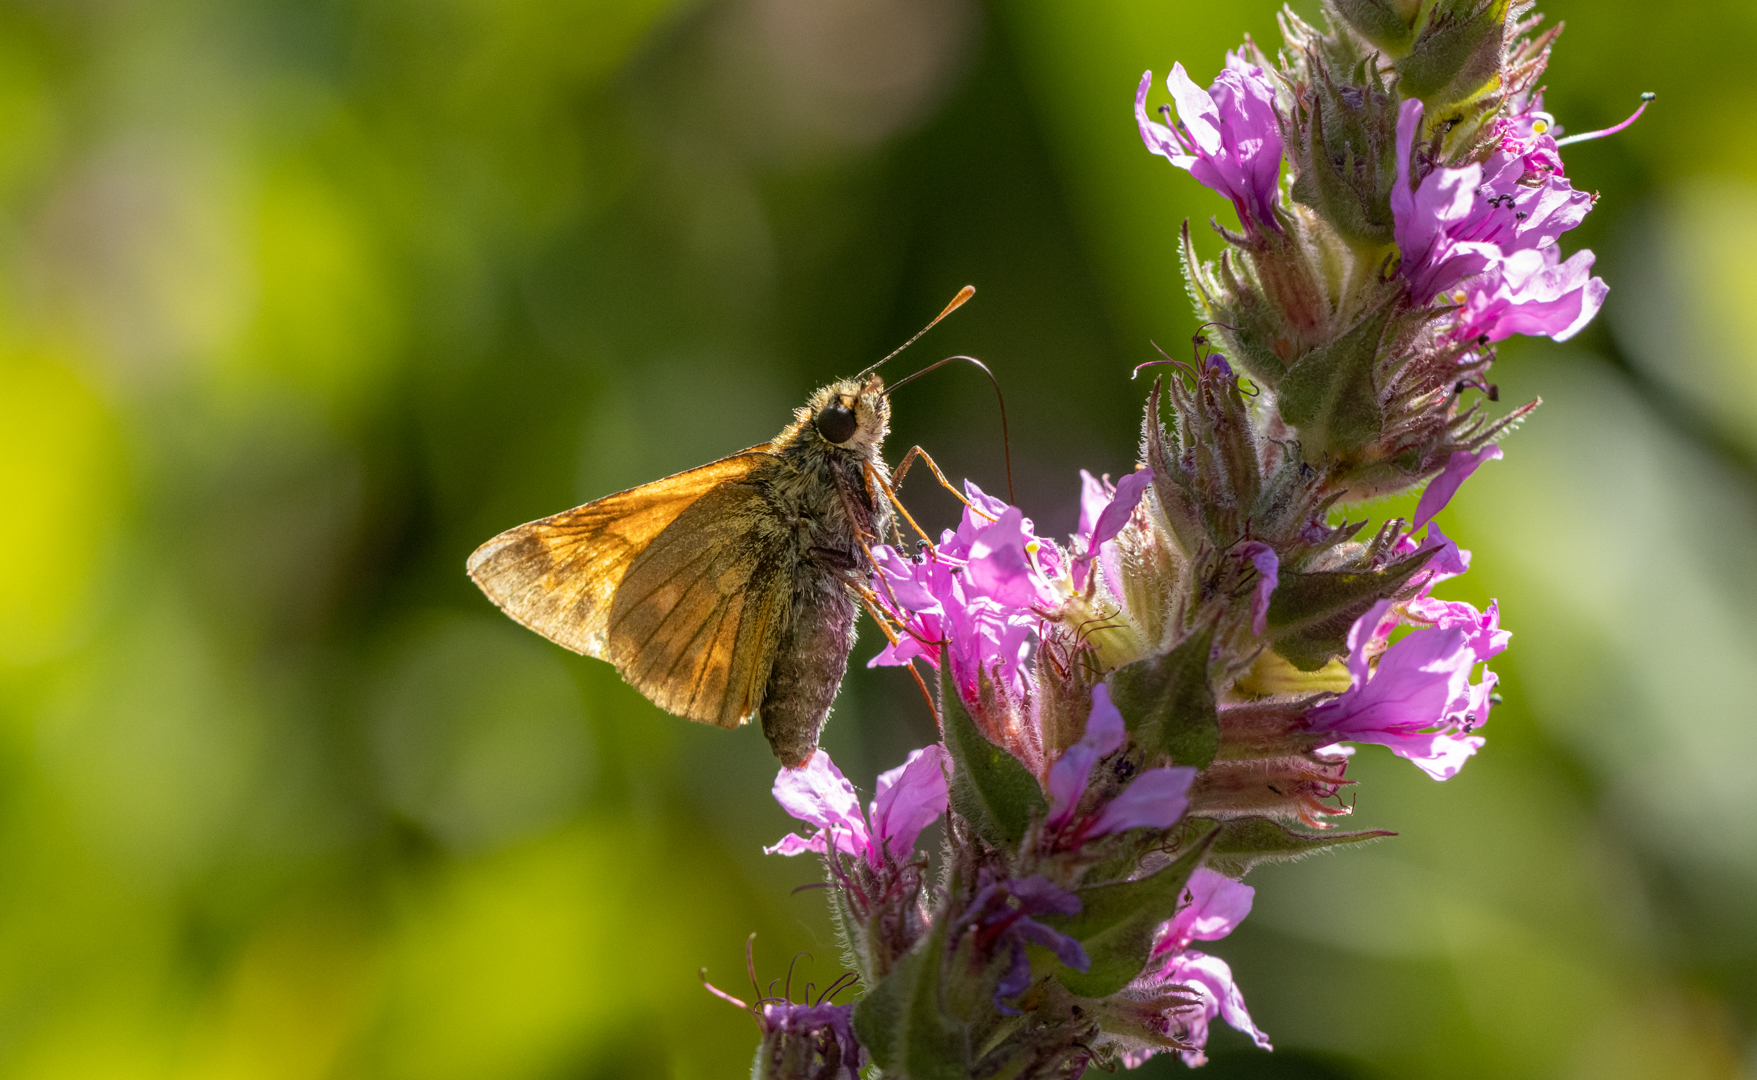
1136,61,1284,233
732,9,1616,1073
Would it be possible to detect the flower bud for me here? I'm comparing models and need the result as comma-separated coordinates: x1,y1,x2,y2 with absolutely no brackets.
1142,352,1265,553
1394,0,1507,103
1285,52,1401,249
1328,0,1420,55
1391,0,1560,159
754,1001,867,1080
1186,753,1353,827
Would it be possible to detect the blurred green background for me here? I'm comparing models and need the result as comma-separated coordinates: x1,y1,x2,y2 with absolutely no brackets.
0,0,1753,1076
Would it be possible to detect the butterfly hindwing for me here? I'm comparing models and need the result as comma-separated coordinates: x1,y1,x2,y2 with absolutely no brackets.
605,479,793,728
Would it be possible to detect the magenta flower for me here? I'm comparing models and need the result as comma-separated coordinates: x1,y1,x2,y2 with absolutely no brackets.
1075,468,1154,558
1123,868,1270,1067
1161,867,1255,946
1154,953,1271,1066
1045,685,1196,840
1413,445,1503,527
1075,471,1114,594
1305,595,1505,780
868,482,1054,703
1456,245,1608,343
1405,595,1509,666
765,746,948,868
1136,57,1284,232
1391,99,1605,342
1394,522,1472,602
967,507,1053,609
1073,468,1153,593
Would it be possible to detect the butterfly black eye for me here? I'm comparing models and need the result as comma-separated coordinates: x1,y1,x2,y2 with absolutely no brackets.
813,401,858,444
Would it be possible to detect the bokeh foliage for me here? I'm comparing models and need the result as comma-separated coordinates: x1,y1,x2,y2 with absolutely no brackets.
0,0,1754,1077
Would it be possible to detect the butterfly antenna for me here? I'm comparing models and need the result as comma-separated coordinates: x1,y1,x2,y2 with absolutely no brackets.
886,354,1015,504
857,285,975,380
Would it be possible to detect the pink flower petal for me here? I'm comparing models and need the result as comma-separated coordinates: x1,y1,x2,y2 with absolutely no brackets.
1413,445,1503,527
1238,541,1279,635
1088,765,1195,837
1087,468,1154,557
1047,684,1127,829
1164,868,1255,944
869,745,949,863
770,750,869,859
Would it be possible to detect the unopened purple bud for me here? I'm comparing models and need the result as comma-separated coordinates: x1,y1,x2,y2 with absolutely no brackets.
754,1000,866,1080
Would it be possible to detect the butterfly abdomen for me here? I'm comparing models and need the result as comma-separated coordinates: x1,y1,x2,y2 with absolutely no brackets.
760,570,858,766
747,417,891,763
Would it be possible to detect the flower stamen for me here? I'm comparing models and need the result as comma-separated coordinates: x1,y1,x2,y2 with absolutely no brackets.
1554,92,1655,146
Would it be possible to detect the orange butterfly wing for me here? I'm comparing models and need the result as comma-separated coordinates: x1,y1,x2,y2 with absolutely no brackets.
466,449,789,728
604,479,793,727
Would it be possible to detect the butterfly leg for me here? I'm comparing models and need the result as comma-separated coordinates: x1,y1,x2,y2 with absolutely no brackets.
892,446,999,522
834,476,934,649
861,459,938,549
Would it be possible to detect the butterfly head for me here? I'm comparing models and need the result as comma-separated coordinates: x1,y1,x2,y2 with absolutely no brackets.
805,374,890,454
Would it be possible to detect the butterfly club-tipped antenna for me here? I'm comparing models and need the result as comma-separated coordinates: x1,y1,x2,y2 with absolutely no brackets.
856,285,976,383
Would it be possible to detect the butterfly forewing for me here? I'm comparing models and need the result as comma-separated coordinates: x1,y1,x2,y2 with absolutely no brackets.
466,450,773,660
